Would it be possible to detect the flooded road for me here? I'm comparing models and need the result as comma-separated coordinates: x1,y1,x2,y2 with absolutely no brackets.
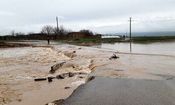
60,42,175,105
62,77,175,105
98,41,175,56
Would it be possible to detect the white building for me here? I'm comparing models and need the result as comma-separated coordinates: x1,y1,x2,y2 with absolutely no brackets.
101,35,121,39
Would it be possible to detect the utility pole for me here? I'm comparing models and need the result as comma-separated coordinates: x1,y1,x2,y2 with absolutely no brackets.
56,16,59,35
129,17,132,52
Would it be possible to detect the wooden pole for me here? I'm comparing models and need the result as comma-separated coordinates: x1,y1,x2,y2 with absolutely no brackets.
56,16,59,35
129,17,132,52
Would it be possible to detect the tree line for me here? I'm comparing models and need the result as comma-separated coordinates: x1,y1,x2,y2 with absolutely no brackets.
0,25,98,41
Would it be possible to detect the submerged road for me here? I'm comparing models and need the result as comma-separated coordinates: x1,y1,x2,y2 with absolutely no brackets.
61,77,175,105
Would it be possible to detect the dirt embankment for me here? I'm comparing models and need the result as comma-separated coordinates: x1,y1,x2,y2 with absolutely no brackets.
0,42,32,48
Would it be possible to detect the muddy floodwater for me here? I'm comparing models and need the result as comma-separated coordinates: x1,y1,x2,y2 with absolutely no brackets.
98,41,175,56
61,41,175,105
0,41,175,105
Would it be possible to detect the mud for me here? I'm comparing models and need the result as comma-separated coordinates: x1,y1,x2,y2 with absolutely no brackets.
0,42,32,48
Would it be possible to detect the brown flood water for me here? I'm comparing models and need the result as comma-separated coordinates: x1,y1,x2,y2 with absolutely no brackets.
0,41,175,105
98,41,175,56
0,43,91,105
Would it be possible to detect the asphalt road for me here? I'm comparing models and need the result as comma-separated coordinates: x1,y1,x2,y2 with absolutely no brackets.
61,77,175,105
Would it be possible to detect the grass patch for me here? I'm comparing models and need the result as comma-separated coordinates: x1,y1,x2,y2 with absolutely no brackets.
132,36,175,43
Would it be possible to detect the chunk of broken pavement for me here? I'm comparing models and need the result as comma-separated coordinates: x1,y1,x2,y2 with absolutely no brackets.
56,74,65,79
48,77,55,82
79,76,84,79
34,78,47,81
46,99,65,105
86,76,95,82
109,54,119,60
68,72,75,77
64,87,71,89
49,61,66,74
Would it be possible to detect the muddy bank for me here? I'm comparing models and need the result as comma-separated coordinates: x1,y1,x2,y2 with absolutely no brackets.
0,42,32,48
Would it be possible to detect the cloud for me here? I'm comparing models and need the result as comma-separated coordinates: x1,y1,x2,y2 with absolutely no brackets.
0,0,175,35
0,11,15,16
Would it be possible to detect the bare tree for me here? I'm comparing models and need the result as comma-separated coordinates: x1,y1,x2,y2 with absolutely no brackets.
41,25,54,35
59,25,66,35
16,32,25,36
53,25,69,35
41,25,54,44
79,29,93,35
53,27,60,35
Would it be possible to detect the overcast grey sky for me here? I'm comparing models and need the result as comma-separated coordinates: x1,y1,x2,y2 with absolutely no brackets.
0,0,175,35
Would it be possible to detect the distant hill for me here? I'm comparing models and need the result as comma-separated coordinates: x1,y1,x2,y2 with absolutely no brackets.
132,31,175,37
107,31,175,37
